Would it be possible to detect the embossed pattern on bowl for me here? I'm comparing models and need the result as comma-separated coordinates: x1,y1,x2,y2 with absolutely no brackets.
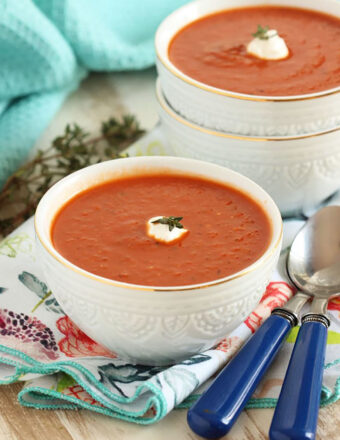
35,156,282,365
157,81,340,216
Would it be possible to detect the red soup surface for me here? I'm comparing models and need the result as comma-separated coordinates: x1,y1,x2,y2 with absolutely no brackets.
52,174,272,287
169,6,340,96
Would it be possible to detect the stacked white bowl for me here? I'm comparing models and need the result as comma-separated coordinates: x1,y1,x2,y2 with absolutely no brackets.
155,0,340,216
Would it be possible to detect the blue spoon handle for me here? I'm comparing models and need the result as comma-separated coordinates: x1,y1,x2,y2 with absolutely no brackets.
269,318,328,440
187,313,294,439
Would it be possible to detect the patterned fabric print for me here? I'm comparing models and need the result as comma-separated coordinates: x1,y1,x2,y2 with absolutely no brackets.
63,384,103,407
245,282,295,333
179,354,211,365
161,367,199,407
98,363,163,397
0,309,58,361
143,406,157,419
98,363,163,384
56,316,116,358
216,336,242,354
0,234,34,258
18,271,63,314
55,372,76,392
329,298,340,318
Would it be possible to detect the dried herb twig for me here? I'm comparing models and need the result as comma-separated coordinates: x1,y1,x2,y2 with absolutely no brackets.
0,115,145,236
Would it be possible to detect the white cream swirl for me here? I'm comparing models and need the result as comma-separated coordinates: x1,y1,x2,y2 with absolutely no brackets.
247,29,289,60
146,216,188,244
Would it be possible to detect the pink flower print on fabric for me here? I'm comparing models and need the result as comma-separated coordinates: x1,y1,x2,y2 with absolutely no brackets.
0,309,59,361
56,316,116,358
245,282,295,333
329,297,340,317
216,336,242,354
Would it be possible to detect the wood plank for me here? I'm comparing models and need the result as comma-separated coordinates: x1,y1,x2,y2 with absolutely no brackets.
0,383,340,439
0,383,72,440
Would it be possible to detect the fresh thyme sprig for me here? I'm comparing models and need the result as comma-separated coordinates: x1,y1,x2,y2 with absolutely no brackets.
252,25,276,40
0,115,145,236
152,216,184,232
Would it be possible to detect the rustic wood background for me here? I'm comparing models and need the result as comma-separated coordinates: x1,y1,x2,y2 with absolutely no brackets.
1,382,339,440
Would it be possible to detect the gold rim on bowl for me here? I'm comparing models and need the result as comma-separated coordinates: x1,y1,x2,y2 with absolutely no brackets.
34,157,283,293
156,80,340,141
155,0,340,103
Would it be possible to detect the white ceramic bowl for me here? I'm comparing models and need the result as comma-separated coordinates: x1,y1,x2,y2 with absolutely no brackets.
35,156,282,366
156,81,340,216
155,0,340,136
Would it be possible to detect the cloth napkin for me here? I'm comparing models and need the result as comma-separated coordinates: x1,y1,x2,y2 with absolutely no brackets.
0,128,340,424
0,0,188,188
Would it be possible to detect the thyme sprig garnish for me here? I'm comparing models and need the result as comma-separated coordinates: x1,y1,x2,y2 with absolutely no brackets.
0,115,145,236
152,216,184,232
252,25,277,40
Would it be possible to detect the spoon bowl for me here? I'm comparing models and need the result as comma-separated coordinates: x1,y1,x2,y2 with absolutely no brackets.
288,206,340,298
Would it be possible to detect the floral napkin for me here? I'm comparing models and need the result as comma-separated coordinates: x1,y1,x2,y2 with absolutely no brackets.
0,127,339,424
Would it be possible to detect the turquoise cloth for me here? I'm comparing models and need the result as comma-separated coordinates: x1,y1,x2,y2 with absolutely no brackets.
0,0,187,187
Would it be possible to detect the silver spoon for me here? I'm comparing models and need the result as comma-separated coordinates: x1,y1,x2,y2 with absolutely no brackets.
187,206,339,439
269,205,340,440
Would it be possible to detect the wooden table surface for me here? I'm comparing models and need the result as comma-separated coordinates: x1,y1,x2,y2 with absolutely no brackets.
1,71,339,440
1,383,339,440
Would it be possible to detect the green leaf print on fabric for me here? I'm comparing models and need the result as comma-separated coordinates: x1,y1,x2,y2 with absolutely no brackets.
18,271,48,297
98,363,163,384
98,363,163,397
0,234,34,258
44,298,64,314
56,373,77,393
18,271,63,314
0,288,7,294
179,354,211,365
162,367,199,406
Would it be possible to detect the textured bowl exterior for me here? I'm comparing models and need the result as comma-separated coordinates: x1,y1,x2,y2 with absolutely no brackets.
35,156,282,365
155,0,340,136
157,83,340,216
36,239,280,365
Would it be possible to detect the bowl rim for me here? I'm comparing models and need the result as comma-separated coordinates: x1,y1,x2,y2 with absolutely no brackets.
35,156,283,292
155,0,340,102
156,79,340,141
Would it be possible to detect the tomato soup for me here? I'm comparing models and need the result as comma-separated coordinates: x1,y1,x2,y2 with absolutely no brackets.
169,6,340,96
51,175,271,287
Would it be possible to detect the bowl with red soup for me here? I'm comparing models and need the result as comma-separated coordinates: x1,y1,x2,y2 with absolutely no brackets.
155,0,340,136
156,80,340,216
35,156,282,365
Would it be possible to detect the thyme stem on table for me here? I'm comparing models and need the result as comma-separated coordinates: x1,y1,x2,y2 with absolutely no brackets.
0,115,145,236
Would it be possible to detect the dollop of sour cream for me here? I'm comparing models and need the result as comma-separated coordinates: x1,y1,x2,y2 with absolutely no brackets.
247,29,289,60
146,216,188,244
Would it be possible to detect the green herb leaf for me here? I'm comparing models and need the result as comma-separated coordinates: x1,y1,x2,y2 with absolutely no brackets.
151,216,184,232
252,25,276,40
